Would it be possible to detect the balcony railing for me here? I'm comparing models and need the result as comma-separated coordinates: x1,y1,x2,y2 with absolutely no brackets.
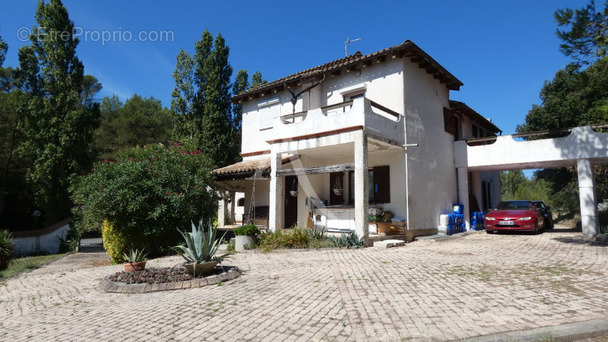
270,97,404,146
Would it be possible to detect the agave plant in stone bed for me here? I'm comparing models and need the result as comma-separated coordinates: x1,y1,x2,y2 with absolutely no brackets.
175,219,228,276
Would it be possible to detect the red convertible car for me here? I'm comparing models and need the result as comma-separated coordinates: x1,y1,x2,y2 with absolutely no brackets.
485,200,545,234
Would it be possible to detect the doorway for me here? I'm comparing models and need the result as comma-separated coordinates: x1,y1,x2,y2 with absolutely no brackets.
284,176,298,228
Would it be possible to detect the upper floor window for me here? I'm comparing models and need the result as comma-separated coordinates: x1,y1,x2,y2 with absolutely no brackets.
258,97,279,130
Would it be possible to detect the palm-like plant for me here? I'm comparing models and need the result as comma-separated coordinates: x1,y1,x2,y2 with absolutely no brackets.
122,248,147,263
0,229,15,271
176,219,227,264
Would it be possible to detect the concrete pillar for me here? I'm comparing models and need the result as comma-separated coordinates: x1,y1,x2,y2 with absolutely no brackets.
218,191,227,227
354,130,369,243
457,168,470,230
577,159,599,237
229,191,236,225
269,150,284,232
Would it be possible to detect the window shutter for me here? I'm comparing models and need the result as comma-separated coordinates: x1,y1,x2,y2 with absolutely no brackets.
444,107,456,136
373,166,390,203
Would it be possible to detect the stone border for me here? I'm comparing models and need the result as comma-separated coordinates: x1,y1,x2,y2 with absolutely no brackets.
99,267,240,293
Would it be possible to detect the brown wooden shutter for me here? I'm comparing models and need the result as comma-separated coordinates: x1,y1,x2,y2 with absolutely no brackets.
444,107,456,136
373,166,390,203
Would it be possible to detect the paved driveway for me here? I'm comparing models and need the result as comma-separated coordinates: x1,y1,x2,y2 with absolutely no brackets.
1,229,608,341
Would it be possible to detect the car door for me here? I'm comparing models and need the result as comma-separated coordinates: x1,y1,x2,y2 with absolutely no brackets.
532,202,545,227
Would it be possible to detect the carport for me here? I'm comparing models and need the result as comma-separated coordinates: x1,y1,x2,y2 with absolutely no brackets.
454,125,608,237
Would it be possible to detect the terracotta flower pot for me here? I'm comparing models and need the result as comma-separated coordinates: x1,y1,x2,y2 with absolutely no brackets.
377,222,392,235
184,261,218,276
124,261,146,272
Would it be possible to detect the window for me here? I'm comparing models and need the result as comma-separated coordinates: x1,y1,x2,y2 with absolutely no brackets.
258,97,279,130
444,108,457,136
237,198,245,207
347,166,390,204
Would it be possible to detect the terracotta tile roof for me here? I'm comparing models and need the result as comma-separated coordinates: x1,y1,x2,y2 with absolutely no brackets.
213,158,272,175
213,156,293,177
450,100,501,134
232,40,463,103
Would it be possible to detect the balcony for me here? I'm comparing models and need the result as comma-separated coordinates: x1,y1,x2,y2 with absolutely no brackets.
266,97,404,146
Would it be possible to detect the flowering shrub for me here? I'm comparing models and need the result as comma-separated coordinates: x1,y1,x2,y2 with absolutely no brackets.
71,143,217,257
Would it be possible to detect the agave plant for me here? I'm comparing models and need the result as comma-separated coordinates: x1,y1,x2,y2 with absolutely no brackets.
122,248,147,263
175,219,227,264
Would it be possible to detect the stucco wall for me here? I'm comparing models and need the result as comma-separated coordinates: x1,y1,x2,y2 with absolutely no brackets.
403,59,458,229
13,223,69,256
241,58,406,157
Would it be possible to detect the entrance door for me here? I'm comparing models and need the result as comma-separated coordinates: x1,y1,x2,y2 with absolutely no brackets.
284,176,298,228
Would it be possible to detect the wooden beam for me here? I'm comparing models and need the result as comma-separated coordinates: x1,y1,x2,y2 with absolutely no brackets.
276,163,355,177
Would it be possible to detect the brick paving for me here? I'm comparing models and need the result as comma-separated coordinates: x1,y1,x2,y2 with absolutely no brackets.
1,228,608,341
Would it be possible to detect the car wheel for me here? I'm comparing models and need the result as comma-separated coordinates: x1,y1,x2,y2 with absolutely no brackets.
486,230,494,234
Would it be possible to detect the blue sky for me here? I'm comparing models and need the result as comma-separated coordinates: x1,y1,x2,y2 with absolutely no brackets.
0,0,595,136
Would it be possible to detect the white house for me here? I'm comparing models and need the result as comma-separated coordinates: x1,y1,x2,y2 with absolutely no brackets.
214,40,501,242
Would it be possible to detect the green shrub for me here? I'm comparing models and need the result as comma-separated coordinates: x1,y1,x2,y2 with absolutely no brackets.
329,231,365,248
0,230,15,270
71,143,217,258
307,225,325,240
102,220,129,264
258,228,310,252
57,221,80,253
233,224,260,236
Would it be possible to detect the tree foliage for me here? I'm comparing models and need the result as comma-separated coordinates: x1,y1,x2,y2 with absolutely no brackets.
16,0,101,223
0,32,7,68
517,59,608,134
95,94,172,159
515,2,608,215
500,171,554,208
171,29,267,168
555,0,608,66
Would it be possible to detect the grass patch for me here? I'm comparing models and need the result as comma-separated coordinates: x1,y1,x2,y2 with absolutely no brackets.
0,253,66,279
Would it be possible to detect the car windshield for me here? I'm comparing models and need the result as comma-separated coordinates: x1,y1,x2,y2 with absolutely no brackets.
494,201,531,210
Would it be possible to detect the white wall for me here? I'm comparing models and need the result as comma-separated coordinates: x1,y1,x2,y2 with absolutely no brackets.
240,58,406,157
403,59,458,229
13,224,69,256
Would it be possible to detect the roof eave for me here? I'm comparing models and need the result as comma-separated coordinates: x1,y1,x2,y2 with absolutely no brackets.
232,40,463,104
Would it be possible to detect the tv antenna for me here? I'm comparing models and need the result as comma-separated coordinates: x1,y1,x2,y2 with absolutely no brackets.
345,37,361,56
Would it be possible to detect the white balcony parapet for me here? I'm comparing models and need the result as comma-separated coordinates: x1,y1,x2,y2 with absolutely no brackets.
267,97,404,146
454,125,608,171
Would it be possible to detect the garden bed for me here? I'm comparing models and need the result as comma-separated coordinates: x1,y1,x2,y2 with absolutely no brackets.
100,265,240,293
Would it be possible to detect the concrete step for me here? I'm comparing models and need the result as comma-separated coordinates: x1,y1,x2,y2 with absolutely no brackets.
373,239,406,248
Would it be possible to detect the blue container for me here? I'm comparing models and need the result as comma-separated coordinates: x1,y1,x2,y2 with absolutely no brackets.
453,203,464,215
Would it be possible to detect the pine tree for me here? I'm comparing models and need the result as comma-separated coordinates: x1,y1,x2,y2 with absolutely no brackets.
0,33,7,68
555,0,608,66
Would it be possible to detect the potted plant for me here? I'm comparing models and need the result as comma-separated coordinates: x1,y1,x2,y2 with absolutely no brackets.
123,248,147,272
233,224,260,252
175,219,228,276
376,211,394,235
